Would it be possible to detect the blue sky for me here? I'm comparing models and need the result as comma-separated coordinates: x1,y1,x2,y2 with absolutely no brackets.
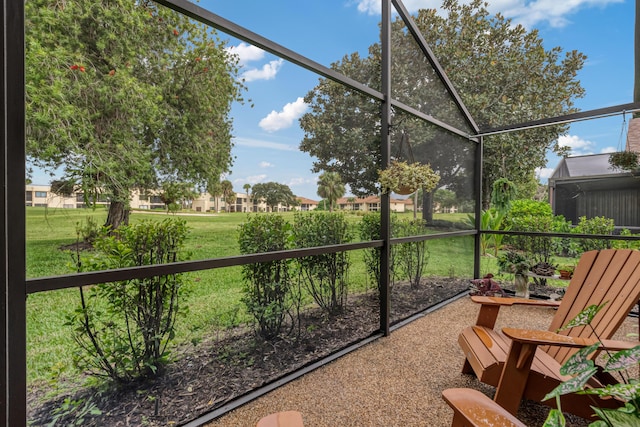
31,0,637,200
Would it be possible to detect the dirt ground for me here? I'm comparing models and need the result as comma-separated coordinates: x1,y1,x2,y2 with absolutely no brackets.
28,276,564,426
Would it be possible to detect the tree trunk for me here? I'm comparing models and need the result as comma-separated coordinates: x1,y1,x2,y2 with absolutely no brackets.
421,191,434,224
105,200,130,232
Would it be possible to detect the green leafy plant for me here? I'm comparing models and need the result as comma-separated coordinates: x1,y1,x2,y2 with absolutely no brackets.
378,160,440,195
47,396,102,426
490,178,517,212
68,218,190,383
358,212,383,291
497,250,531,276
392,218,430,288
358,212,400,293
552,215,580,258
608,150,639,172
572,216,615,252
293,212,351,315
612,229,640,250
75,215,107,245
473,208,510,256
238,214,294,340
543,303,640,426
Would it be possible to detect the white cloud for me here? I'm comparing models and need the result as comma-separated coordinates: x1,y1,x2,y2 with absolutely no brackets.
557,134,596,155
242,59,284,82
259,97,309,132
356,0,380,15
233,136,297,151
245,174,267,184
226,43,265,65
535,166,555,180
287,177,307,187
600,145,617,153
259,161,274,168
355,0,623,28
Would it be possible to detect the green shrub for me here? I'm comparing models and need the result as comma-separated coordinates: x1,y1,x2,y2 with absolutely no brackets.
293,212,351,315
508,199,553,218
392,218,430,288
505,200,553,260
572,216,615,251
359,212,382,291
612,228,640,250
76,215,106,244
551,215,580,257
358,212,401,293
238,214,294,340
68,218,190,383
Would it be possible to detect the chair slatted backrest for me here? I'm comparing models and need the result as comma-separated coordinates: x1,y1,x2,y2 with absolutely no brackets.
546,249,640,365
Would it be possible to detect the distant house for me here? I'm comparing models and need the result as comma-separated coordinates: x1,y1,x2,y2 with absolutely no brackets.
548,153,639,229
296,196,319,211
336,195,409,213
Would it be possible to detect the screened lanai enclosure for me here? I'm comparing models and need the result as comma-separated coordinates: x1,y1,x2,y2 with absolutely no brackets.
3,0,640,425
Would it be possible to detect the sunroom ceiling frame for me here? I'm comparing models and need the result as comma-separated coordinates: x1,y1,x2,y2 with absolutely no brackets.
476,102,640,138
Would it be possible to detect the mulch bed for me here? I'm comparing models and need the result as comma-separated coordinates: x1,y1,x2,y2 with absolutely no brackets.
28,277,480,426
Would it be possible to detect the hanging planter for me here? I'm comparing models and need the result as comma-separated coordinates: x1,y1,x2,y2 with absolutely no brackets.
378,160,440,195
608,150,639,172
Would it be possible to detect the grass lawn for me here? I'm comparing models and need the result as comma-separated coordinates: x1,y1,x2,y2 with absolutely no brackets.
25,207,474,386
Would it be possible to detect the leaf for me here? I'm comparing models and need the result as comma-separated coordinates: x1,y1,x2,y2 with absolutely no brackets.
542,409,566,427
581,382,640,402
603,346,640,372
543,367,598,401
591,405,640,427
559,343,599,375
559,302,607,331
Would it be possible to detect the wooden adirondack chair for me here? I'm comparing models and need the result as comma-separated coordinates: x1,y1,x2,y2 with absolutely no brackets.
458,249,640,419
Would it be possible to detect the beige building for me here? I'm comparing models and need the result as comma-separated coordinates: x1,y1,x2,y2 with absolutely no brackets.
26,184,320,214
336,195,410,213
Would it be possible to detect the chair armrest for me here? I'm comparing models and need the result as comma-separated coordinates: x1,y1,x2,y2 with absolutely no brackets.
442,388,526,427
471,296,560,329
472,296,561,307
503,328,639,351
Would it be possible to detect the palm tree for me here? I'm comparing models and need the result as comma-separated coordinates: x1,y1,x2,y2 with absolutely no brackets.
243,183,251,212
221,180,234,212
208,181,223,213
317,171,345,212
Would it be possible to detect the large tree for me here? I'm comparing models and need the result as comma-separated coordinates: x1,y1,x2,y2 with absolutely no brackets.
26,0,245,230
251,182,295,212
300,0,585,208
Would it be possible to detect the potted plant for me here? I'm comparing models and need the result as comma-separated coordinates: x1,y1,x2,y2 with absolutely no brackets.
497,250,532,298
378,160,440,195
608,150,639,172
557,264,575,280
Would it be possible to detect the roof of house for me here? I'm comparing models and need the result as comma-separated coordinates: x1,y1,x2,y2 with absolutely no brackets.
296,196,319,205
550,153,617,179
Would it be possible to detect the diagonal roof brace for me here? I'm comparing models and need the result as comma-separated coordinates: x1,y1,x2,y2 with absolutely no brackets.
475,102,640,138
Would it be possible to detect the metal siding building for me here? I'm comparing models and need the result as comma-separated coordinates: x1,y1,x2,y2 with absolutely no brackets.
549,153,640,229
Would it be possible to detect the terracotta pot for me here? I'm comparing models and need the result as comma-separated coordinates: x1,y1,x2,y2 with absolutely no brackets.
558,270,573,280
